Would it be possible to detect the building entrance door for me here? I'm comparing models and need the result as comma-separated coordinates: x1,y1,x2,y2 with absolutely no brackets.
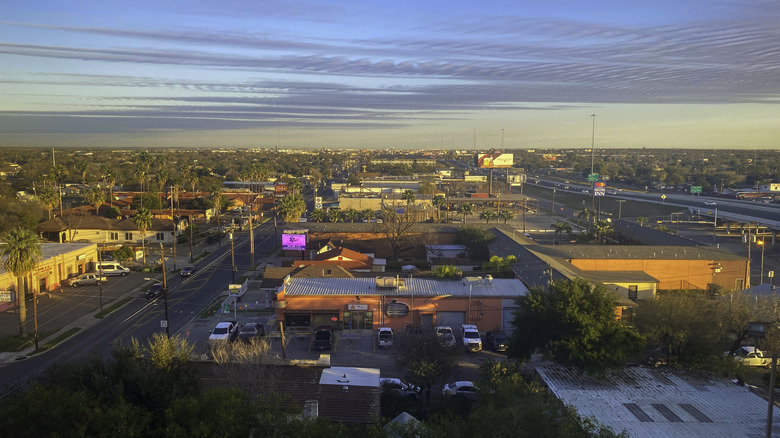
345,311,373,330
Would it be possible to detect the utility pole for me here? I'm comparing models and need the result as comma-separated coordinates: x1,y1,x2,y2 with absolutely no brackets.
159,243,170,338
170,186,176,270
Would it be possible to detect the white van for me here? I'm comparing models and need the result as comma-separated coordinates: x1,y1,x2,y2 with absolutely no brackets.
95,262,130,277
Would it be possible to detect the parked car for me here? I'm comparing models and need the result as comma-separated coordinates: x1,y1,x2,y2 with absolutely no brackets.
484,331,508,352
380,378,421,400
145,282,163,299
209,320,239,342
237,322,265,343
377,327,394,347
95,262,130,277
460,324,482,351
67,273,107,288
436,326,456,347
312,327,334,350
180,265,197,277
725,346,771,367
442,381,479,401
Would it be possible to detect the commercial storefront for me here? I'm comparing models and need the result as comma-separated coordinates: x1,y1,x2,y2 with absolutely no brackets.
0,243,98,301
274,275,529,334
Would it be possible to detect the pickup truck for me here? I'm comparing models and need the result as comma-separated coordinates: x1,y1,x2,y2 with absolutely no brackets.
460,324,482,352
209,320,238,342
312,327,334,350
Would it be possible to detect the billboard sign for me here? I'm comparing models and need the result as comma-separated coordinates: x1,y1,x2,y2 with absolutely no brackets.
274,183,287,195
594,181,606,196
475,153,513,168
464,175,487,182
282,232,307,251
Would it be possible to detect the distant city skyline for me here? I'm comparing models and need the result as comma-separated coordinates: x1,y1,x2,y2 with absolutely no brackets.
0,1,778,149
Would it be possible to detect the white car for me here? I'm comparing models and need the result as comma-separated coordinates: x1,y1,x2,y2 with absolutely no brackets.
442,381,479,401
704,200,717,206
377,327,394,347
460,324,482,352
380,378,421,399
725,346,771,367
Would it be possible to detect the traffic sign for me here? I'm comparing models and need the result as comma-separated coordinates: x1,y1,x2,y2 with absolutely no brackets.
587,173,599,182
691,186,702,194
661,194,667,202
160,320,168,328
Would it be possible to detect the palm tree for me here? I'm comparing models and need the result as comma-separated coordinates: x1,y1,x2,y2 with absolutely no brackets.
2,227,42,337
401,190,416,206
38,187,59,219
498,209,514,224
551,221,572,244
309,209,326,223
287,178,303,195
577,207,593,234
637,216,648,227
479,210,497,223
343,208,359,223
209,186,224,232
134,207,152,264
327,209,343,223
277,193,306,223
432,195,446,222
101,167,117,209
84,186,106,215
457,203,473,223
360,208,375,222
75,161,89,184
593,220,614,244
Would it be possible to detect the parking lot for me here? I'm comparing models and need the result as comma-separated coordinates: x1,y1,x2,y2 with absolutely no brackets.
185,303,510,384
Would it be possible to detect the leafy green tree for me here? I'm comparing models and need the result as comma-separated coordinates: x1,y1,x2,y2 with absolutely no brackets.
455,225,494,260
634,293,722,368
114,245,134,262
509,279,645,373
104,206,122,219
392,331,458,403
346,174,361,186
132,191,164,210
434,265,463,279
277,193,306,223
482,255,517,278
1,227,42,336
134,207,152,264
637,216,648,227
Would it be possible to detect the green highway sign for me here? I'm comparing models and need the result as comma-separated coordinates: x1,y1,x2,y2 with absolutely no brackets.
690,186,702,194
587,173,598,182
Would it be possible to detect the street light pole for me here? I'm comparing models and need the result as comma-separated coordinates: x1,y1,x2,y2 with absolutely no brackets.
551,188,556,216
618,199,626,220
229,232,236,284
590,114,596,174
759,240,765,284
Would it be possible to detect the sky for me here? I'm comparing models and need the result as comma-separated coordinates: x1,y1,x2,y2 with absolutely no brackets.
0,0,778,150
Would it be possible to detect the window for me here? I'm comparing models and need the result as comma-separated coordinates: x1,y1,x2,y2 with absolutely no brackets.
110,232,118,240
125,233,133,240
735,279,744,290
628,285,638,301
156,232,165,241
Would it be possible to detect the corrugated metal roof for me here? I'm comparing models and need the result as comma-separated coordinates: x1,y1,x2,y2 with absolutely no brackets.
537,365,780,438
283,277,529,298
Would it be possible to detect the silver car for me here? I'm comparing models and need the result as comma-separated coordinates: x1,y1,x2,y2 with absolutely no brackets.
67,273,107,287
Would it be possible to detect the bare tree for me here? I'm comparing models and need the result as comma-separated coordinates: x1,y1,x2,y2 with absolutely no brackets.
209,338,283,396
374,205,418,260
